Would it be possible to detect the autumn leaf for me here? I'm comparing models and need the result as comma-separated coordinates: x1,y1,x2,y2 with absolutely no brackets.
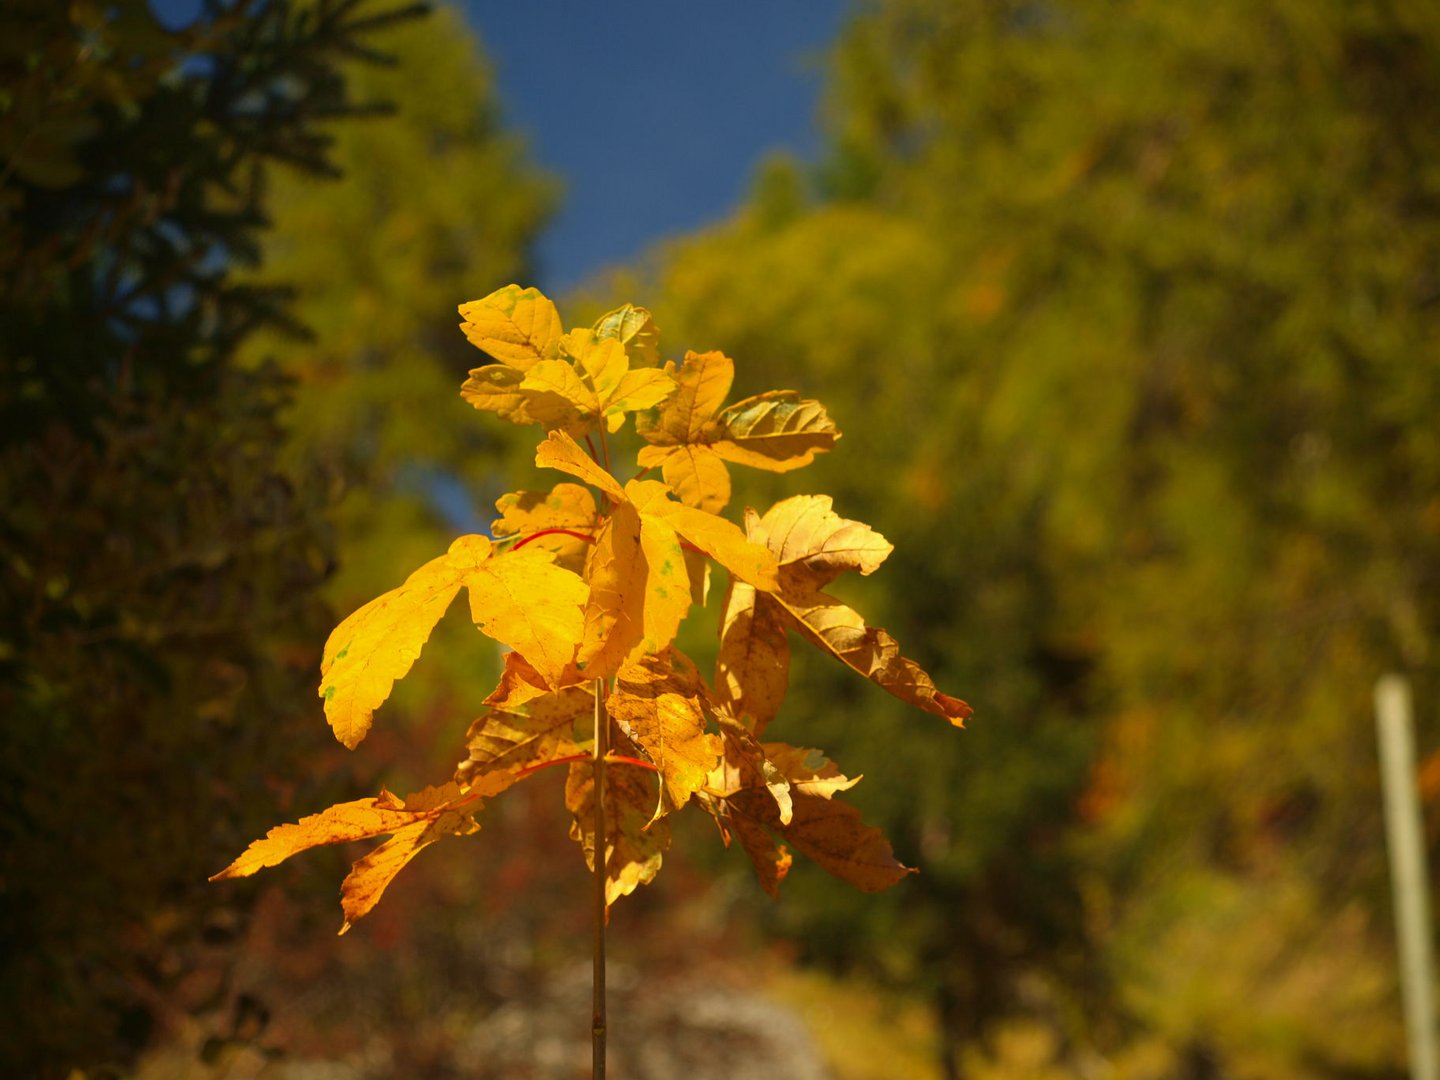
636,350,840,512
209,782,485,934
715,580,791,733
535,431,778,675
716,495,971,732
608,653,722,813
320,534,587,748
592,303,660,366
455,685,592,787
458,283,563,369
220,283,971,947
492,482,598,573
702,739,905,897
540,332,674,433
566,736,671,907
460,287,674,434
745,493,894,591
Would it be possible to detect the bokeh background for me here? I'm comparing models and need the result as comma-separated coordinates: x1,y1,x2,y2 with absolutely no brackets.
3,1,1438,1077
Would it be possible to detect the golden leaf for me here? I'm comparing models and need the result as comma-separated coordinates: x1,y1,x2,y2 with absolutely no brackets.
460,364,548,425
711,392,840,471
593,303,661,366
210,782,485,933
714,498,971,728
576,503,647,676
778,590,971,725
492,483,597,573
320,536,587,748
566,747,670,907
455,687,590,786
637,442,732,515
636,351,838,512
609,654,722,812
458,283,563,369
482,650,554,710
319,538,480,750
744,495,893,590
702,739,900,896
465,547,588,687
626,479,780,591
340,809,478,933
535,429,626,502
715,580,791,734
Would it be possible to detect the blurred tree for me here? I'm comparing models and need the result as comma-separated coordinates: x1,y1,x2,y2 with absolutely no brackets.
235,4,556,763
0,1,431,1074
587,0,1440,1075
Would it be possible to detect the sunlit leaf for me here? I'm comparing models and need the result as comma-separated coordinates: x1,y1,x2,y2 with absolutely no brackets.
566,744,670,907
593,303,661,366
609,653,722,812
636,350,838,512
458,283,562,369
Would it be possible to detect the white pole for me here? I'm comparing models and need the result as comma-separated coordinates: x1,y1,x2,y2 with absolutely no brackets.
1377,673,1439,1080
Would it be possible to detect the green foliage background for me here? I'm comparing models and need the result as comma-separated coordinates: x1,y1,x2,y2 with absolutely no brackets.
577,1,1440,1075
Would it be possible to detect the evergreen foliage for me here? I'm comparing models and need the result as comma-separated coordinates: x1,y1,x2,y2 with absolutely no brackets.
0,2,430,1073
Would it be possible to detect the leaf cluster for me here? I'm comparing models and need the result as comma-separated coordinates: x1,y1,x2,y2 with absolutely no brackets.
215,284,970,928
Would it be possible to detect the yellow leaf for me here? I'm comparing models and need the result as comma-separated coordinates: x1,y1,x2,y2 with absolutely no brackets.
711,391,840,471
635,350,838,511
516,358,592,428
636,350,733,445
319,538,479,749
482,650,554,710
744,495,893,590
535,429,626,502
769,792,912,893
566,750,670,907
208,792,444,881
458,284,562,369
566,332,627,396
609,653,722,812
704,743,905,895
210,781,485,932
716,580,791,734
460,364,547,425
715,498,971,727
593,303,661,366
626,478,780,591
776,590,971,725
601,367,676,430
728,814,793,899
637,442,731,514
340,808,478,933
465,546,587,687
455,688,590,786
319,536,587,748
713,711,794,824
637,513,691,657
492,483,597,572
576,503,647,677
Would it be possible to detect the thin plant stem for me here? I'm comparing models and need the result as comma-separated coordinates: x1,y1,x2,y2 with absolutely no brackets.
592,675,608,1078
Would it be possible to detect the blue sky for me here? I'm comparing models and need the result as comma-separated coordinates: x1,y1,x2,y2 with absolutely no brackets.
152,0,849,292
460,0,848,290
